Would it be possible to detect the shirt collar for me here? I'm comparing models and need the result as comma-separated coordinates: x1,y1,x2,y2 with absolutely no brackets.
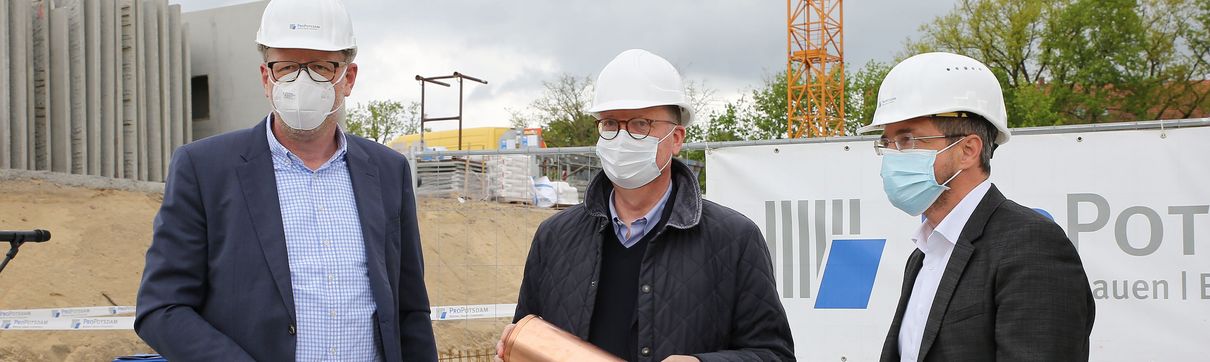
912,179,993,251
265,113,349,170
609,183,674,227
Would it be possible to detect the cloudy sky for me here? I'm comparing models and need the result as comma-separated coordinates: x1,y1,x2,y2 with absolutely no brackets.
174,0,959,131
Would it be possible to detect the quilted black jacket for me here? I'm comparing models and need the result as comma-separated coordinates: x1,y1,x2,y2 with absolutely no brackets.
513,159,795,362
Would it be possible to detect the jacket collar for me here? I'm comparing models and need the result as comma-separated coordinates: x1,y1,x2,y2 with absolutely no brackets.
584,158,702,230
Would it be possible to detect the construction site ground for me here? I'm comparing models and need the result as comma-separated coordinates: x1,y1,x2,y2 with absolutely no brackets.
0,177,554,361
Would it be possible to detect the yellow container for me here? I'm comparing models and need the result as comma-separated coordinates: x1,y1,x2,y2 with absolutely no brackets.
388,127,512,151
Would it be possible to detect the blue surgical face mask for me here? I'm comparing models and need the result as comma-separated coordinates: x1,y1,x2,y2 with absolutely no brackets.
879,140,963,216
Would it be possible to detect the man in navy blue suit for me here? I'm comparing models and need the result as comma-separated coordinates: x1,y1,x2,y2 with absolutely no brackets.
134,0,437,360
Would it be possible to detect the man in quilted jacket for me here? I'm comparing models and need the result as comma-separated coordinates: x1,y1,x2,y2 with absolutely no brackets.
494,49,795,362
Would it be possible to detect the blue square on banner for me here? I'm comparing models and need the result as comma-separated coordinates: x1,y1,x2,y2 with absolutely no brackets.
815,239,887,309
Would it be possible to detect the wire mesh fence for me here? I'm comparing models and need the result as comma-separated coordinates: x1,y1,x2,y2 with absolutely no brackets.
437,348,496,362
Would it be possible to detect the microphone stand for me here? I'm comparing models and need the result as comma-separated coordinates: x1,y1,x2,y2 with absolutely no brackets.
0,235,31,276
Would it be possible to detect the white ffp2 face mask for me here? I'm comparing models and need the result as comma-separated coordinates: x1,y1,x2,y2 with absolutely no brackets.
596,129,674,189
270,69,346,131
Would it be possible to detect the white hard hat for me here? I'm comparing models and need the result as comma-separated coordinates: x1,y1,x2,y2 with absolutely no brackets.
587,49,696,127
256,0,356,52
858,52,1010,144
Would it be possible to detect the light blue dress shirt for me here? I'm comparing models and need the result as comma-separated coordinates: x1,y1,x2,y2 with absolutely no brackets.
267,119,380,361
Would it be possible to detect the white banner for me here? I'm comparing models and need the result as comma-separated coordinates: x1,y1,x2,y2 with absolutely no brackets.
0,317,135,331
0,306,135,319
705,125,1210,361
0,303,514,331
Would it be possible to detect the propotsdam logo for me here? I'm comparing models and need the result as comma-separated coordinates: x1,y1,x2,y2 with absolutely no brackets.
288,23,321,31
1,320,12,330
764,199,886,309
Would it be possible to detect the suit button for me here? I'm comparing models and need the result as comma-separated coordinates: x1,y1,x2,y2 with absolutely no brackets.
640,347,651,356
288,324,296,335
590,281,598,288
641,284,652,293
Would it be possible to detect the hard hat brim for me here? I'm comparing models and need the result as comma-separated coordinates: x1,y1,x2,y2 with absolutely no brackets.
858,111,1012,144
587,100,695,127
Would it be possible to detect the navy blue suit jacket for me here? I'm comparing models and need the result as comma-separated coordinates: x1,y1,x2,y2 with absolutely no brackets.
135,118,437,361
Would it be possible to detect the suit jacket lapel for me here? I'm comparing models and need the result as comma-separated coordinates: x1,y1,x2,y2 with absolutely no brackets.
345,139,394,324
917,185,1007,359
882,249,925,361
236,117,296,321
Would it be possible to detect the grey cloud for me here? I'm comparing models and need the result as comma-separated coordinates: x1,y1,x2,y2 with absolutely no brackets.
178,0,959,123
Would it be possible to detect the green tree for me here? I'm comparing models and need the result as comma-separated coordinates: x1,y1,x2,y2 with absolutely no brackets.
909,0,1208,126
844,60,892,134
749,73,789,140
515,74,597,147
345,100,421,143
906,0,1060,127
1179,0,1210,116
1042,0,1148,123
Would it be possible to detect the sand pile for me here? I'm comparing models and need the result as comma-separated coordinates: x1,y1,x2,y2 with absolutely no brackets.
0,177,554,361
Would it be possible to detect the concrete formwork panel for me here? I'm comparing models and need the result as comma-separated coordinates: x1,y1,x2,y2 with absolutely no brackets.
10,1,33,170
134,0,147,181
156,0,170,180
32,1,51,171
85,0,102,176
100,0,118,177
141,0,163,182
1,1,11,170
120,0,137,179
49,6,70,173
182,24,191,145
66,0,87,175
169,6,183,156
2,0,191,181
156,0,170,181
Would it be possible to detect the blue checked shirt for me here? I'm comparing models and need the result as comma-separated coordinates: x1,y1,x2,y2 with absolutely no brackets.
267,120,381,361
607,184,673,248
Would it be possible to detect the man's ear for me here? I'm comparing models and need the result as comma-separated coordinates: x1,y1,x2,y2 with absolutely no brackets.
338,63,359,97
958,135,983,170
672,126,686,154
260,64,273,98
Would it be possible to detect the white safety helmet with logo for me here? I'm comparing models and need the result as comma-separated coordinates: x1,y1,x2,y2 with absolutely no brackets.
256,0,356,52
858,52,1011,144
587,49,696,127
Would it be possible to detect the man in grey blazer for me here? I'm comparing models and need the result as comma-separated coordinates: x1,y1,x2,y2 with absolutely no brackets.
858,52,1095,361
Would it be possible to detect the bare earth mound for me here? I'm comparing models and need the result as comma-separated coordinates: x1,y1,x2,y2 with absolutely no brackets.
0,178,554,360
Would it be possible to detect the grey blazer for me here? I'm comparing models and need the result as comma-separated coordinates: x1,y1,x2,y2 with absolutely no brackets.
880,185,1096,361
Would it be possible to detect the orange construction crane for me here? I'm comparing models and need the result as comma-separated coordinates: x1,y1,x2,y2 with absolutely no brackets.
787,0,845,138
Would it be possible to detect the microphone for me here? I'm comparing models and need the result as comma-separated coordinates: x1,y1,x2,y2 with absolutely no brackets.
0,230,52,243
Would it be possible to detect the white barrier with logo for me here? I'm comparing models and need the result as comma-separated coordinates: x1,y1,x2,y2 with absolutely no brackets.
0,306,135,320
0,304,515,331
430,303,516,321
705,123,1210,361
0,306,136,330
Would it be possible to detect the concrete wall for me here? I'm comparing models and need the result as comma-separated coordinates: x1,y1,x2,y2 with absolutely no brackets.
182,0,270,141
2,0,191,182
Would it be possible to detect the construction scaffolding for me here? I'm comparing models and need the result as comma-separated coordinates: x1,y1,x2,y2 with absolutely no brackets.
1,0,191,182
